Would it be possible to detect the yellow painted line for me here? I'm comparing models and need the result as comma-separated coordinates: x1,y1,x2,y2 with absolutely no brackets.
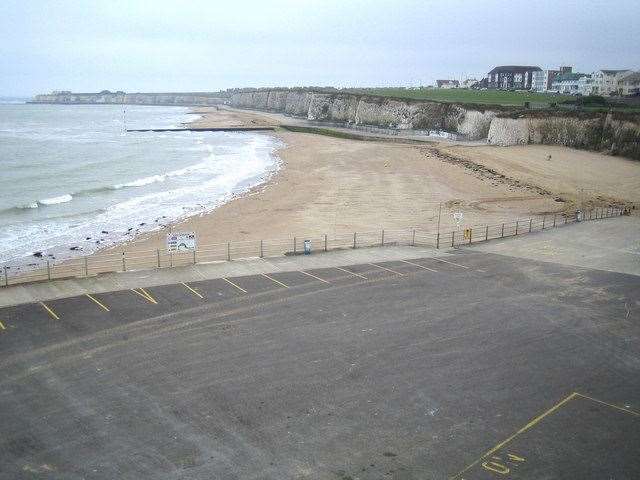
85,293,109,312
261,273,289,288
433,257,469,269
222,277,247,293
335,266,367,280
400,259,438,273
131,288,157,305
0,321,5,331
575,392,640,417
369,263,404,276
40,302,60,320
181,282,204,299
299,270,330,284
450,392,578,479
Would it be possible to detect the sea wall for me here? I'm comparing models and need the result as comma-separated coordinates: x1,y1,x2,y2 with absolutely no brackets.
488,113,640,160
230,90,497,140
31,92,226,106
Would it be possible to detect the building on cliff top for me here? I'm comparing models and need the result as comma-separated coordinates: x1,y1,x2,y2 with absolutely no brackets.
436,80,459,89
486,65,542,90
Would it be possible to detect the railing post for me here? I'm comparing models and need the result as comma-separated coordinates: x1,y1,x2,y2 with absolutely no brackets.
411,229,415,246
47,260,51,280
451,231,455,247
564,215,567,225
529,219,532,232
436,232,440,249
122,252,126,271
193,249,196,264
353,232,357,249
553,214,556,227
84,256,88,277
293,237,297,255
324,234,327,252
260,240,264,258
515,220,519,235
542,216,545,230
501,223,504,237
157,249,160,268
485,225,489,241
468,228,472,245
3,266,7,287
170,251,173,267
381,229,384,246
227,242,231,261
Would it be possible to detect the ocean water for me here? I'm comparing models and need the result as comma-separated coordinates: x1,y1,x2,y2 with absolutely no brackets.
0,104,281,265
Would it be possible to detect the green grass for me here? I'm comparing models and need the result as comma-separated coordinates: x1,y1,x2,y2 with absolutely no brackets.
345,87,573,107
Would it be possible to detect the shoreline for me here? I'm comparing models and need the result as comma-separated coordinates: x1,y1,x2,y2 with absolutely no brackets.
6,105,640,272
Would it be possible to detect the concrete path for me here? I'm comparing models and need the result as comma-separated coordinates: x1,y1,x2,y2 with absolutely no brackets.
0,245,447,307
471,215,640,276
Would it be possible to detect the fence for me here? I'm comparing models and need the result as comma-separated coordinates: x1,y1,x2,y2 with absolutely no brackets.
1,207,625,287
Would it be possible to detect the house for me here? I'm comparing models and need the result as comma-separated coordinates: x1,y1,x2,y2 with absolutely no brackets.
550,72,589,95
618,71,640,96
461,78,479,89
578,75,596,96
486,66,542,90
436,80,459,89
590,69,632,95
531,66,572,92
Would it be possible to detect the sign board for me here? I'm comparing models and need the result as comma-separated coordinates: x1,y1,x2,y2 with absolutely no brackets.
453,212,464,227
463,228,472,240
303,239,311,255
166,232,196,252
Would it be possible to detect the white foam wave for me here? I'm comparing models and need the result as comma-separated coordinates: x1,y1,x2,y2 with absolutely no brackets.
39,194,73,205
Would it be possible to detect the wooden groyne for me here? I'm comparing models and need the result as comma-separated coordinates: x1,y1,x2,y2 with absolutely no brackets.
126,127,275,133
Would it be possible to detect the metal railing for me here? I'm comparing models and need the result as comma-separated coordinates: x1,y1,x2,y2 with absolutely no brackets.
1,207,626,287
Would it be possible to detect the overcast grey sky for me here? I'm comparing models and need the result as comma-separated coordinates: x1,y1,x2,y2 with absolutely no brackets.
1,0,638,96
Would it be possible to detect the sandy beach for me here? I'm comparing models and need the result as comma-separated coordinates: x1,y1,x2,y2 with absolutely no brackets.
88,107,639,259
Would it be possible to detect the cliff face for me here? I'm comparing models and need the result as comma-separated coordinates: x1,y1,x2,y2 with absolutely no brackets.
488,114,640,160
230,90,496,140
31,92,226,106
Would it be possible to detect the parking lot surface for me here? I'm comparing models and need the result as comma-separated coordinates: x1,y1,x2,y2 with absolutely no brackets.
0,251,639,479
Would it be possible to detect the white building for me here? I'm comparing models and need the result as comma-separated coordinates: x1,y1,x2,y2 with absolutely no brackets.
578,75,596,96
618,72,640,96
550,73,588,95
590,70,632,95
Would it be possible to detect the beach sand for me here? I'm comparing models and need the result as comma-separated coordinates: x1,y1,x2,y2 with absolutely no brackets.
96,107,638,257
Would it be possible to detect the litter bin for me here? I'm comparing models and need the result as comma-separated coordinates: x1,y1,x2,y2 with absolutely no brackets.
303,239,311,255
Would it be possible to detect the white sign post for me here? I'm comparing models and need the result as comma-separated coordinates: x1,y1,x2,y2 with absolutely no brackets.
453,212,464,228
166,232,197,252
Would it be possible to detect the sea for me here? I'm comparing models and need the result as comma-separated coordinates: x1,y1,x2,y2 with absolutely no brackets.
0,101,281,266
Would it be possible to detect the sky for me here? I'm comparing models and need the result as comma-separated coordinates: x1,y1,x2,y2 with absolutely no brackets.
1,0,638,96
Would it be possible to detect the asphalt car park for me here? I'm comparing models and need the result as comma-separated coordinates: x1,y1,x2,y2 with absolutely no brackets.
0,251,638,479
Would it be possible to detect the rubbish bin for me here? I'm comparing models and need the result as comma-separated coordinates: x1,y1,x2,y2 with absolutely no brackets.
303,239,311,255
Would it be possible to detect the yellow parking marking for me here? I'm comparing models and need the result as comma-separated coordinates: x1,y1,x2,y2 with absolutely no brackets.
369,263,404,276
0,321,6,331
450,392,578,479
299,270,330,284
181,282,204,299
85,293,109,312
433,257,469,269
335,266,367,279
131,288,157,305
222,277,247,293
262,273,289,288
40,302,60,320
400,259,438,273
